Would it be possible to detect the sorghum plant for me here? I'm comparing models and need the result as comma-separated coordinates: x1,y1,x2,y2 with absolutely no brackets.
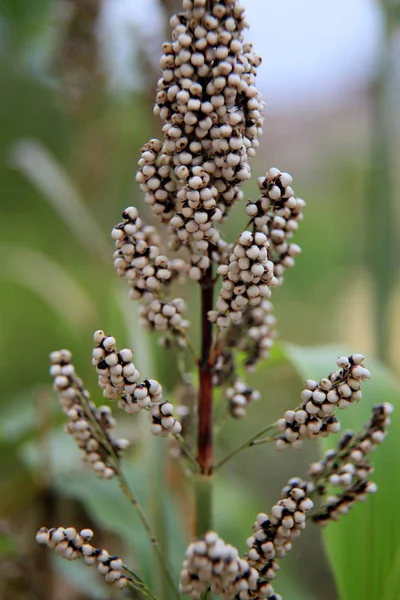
37,1,393,598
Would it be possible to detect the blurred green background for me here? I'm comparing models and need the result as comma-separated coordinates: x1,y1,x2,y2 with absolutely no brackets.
0,0,399,599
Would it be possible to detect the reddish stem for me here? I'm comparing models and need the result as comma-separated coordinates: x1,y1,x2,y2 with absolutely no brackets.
196,263,214,475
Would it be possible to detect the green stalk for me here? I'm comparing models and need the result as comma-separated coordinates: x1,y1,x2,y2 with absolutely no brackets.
366,1,397,363
195,474,213,600
76,386,181,600
195,475,213,537
123,564,159,600
214,422,277,472
151,436,168,600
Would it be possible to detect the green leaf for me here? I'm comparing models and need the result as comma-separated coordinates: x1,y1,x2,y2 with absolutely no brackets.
53,458,155,584
0,0,50,27
284,344,400,600
0,435,36,515
10,140,110,263
0,532,18,558
0,245,98,329
381,543,400,600
52,448,184,592
235,341,288,376
53,554,108,599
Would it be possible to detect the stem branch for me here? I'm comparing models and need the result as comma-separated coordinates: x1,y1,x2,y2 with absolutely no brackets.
196,257,214,536
196,261,214,475
175,433,201,472
214,422,277,471
77,389,181,600
123,565,159,600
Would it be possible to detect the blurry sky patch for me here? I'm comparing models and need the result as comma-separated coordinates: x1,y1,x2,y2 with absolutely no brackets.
99,0,382,108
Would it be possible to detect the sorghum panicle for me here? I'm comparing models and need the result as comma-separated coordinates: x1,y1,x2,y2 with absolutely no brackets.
213,298,276,394
210,229,278,328
50,350,129,479
154,0,263,257
309,403,393,526
248,169,304,286
92,329,182,435
112,206,189,344
36,527,128,589
275,354,371,449
246,479,314,580
37,0,393,599
179,531,280,600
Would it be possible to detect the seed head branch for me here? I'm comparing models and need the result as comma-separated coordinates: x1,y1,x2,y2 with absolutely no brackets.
275,354,371,450
50,350,129,479
308,403,393,526
92,330,182,436
49,348,180,598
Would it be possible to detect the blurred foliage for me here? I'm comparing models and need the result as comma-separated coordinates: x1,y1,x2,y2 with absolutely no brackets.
286,345,400,600
0,0,399,599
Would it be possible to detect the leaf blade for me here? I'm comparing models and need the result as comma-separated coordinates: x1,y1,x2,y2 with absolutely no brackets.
284,343,400,600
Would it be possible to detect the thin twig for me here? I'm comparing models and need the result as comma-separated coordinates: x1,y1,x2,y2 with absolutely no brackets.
123,565,159,600
76,386,181,600
174,433,201,472
249,435,277,446
213,422,278,472
178,328,198,363
215,364,366,472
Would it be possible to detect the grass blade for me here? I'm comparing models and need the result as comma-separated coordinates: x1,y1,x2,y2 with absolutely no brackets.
284,343,400,600
10,140,110,262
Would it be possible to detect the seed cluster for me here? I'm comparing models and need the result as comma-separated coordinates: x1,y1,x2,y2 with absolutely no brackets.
226,377,260,419
141,297,189,343
211,230,278,328
213,348,236,387
275,354,371,449
136,138,177,223
151,0,263,264
310,403,393,526
179,531,280,600
50,350,129,479
212,299,275,391
112,206,189,340
229,300,276,371
246,479,314,581
150,401,183,436
314,479,377,525
36,527,128,589
93,331,140,401
246,168,304,285
92,330,182,436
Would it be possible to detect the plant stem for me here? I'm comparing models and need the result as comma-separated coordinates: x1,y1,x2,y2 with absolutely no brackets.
77,387,181,600
35,388,56,600
195,475,213,536
249,435,277,446
115,467,181,599
195,258,214,537
214,422,277,472
366,3,397,364
197,261,214,475
174,433,201,472
123,565,159,600
150,436,168,600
